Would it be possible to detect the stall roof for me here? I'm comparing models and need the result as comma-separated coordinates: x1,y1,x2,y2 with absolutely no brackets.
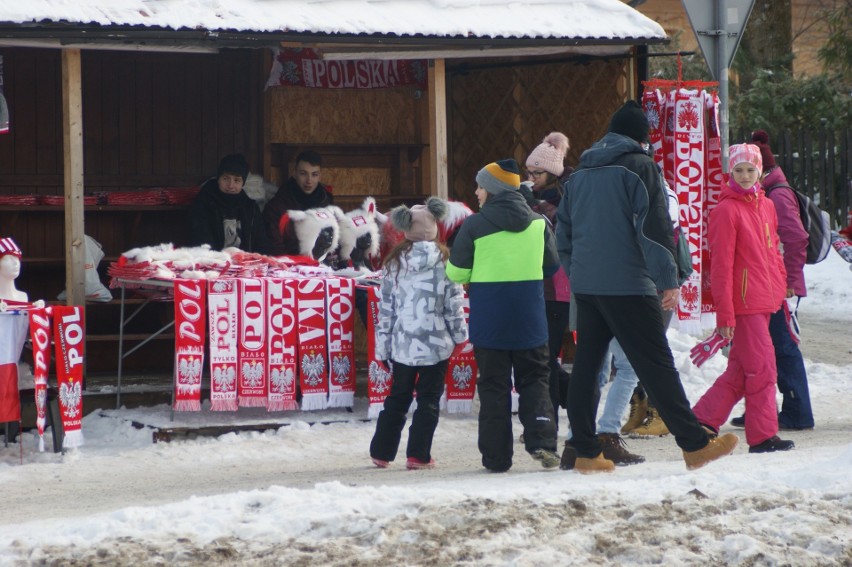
0,0,667,57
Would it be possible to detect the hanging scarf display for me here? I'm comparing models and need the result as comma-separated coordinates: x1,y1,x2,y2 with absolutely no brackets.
173,279,206,411
0,312,28,423
207,279,239,411
51,306,85,448
701,91,723,321
297,278,329,410
238,278,268,408
363,285,392,419
325,277,356,409
443,296,476,414
29,308,52,451
266,278,299,411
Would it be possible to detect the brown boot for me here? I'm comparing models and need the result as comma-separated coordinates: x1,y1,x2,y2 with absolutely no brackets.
682,433,739,470
575,452,615,474
629,407,670,437
620,391,649,434
598,433,645,465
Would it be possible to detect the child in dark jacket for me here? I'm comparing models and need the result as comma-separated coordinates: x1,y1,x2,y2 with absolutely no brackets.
369,197,468,470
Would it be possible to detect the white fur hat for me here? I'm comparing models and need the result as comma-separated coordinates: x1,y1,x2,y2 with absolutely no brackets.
288,206,343,261
338,197,380,261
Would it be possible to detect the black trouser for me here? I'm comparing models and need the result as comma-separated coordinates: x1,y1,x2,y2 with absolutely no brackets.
474,344,557,472
369,359,448,463
568,294,707,458
544,300,571,423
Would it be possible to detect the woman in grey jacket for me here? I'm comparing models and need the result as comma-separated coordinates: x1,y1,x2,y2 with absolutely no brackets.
369,197,468,470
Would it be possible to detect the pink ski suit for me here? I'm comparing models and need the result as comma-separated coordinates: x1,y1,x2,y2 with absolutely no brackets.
692,175,787,447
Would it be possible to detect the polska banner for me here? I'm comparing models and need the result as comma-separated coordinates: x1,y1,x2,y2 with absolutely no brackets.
52,306,85,449
208,279,239,411
238,278,268,408
29,308,52,451
325,277,356,409
173,279,205,411
297,278,329,410
266,278,299,412
265,47,427,90
363,285,392,419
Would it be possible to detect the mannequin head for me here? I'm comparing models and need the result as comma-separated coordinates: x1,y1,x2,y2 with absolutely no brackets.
0,237,26,302
0,254,21,280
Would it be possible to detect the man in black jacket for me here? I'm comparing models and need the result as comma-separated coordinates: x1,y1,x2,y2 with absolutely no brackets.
555,101,738,473
188,154,269,254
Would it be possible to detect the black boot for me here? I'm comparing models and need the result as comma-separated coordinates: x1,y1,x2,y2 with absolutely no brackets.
748,436,795,453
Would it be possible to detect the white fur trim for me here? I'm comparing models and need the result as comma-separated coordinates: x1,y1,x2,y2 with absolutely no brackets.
338,197,381,260
290,206,341,260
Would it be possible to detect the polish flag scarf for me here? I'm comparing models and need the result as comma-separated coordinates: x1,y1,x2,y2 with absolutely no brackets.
325,277,356,409
701,91,723,323
297,278,329,410
173,279,206,411
29,308,52,452
363,285,392,419
208,279,239,411
238,278,268,408
0,313,28,423
52,306,85,448
443,296,476,414
266,278,299,411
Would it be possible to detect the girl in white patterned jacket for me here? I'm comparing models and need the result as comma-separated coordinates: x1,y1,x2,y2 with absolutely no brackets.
369,197,468,470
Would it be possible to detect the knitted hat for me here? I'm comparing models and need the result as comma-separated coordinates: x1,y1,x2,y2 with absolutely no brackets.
0,237,21,258
526,132,569,177
608,100,650,143
390,197,448,242
216,154,249,181
750,129,777,170
476,159,521,195
729,143,763,174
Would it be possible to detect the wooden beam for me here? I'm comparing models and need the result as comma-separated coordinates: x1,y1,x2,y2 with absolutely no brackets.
62,48,86,306
427,58,448,199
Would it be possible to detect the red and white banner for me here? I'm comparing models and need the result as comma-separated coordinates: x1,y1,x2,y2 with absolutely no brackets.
29,308,52,451
297,278,329,410
208,279,238,411
173,279,206,412
443,296,476,414
326,278,356,408
238,278,268,408
701,91,723,321
0,313,28,423
266,48,427,90
266,278,299,411
52,306,85,448
363,285,392,419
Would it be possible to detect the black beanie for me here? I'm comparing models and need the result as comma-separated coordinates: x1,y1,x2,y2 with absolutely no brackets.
217,153,249,181
608,100,650,143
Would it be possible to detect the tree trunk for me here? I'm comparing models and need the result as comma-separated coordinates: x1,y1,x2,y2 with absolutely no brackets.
736,0,793,89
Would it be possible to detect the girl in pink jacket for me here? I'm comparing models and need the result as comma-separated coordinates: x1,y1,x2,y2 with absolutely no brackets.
691,144,794,453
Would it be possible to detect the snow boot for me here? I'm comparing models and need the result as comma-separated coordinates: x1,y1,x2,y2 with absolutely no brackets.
730,414,745,427
748,436,795,453
629,407,670,437
560,440,577,470
406,457,436,470
574,452,615,474
682,433,739,470
598,432,645,465
530,449,561,470
371,457,390,468
620,389,648,434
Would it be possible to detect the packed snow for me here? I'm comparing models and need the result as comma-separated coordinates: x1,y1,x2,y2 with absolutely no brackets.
0,251,850,566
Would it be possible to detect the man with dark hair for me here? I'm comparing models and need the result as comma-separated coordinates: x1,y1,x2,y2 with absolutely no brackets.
188,153,269,253
555,100,738,473
263,150,334,255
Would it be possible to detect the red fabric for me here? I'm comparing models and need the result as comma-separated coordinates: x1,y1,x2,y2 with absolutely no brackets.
173,279,206,412
0,363,19,423
297,278,329,410
266,279,299,411
326,277,356,408
29,308,52,448
363,285,392,418
701,94,723,318
52,306,85,448
207,279,239,411
444,296,476,413
708,177,788,328
238,278,269,408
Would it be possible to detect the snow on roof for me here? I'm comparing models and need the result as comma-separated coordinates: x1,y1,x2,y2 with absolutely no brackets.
0,0,666,42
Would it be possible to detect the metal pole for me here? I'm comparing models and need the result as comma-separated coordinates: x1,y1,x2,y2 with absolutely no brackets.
717,0,730,171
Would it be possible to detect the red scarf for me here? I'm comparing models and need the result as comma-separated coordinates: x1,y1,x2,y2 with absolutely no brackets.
363,285,392,418
701,91,723,321
173,279,206,411
266,278,299,411
52,306,85,448
238,278,268,408
325,277,356,408
443,296,476,413
207,279,238,411
29,308,53,451
297,278,329,410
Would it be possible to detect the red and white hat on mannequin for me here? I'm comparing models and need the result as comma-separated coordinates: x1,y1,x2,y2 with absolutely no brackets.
0,237,21,258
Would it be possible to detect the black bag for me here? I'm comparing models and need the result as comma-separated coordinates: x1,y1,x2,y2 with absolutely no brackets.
765,183,831,264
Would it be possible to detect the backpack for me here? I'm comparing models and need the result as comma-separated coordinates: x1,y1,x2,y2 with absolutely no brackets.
764,183,831,264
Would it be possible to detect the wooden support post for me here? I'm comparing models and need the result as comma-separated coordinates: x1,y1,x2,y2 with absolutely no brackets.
427,59,448,200
62,48,86,306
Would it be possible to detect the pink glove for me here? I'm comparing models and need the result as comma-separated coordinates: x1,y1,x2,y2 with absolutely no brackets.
690,331,731,367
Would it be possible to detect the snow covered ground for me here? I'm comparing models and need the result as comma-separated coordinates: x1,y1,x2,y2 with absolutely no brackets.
0,251,850,566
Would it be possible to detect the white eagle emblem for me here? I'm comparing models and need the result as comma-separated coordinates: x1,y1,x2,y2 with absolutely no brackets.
241,360,265,388
452,363,473,391
331,354,351,385
270,366,295,392
301,353,325,386
368,361,392,394
211,280,233,293
59,381,82,418
177,356,202,392
213,365,236,391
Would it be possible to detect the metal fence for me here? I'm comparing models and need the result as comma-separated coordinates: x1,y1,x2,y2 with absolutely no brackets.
733,126,852,228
